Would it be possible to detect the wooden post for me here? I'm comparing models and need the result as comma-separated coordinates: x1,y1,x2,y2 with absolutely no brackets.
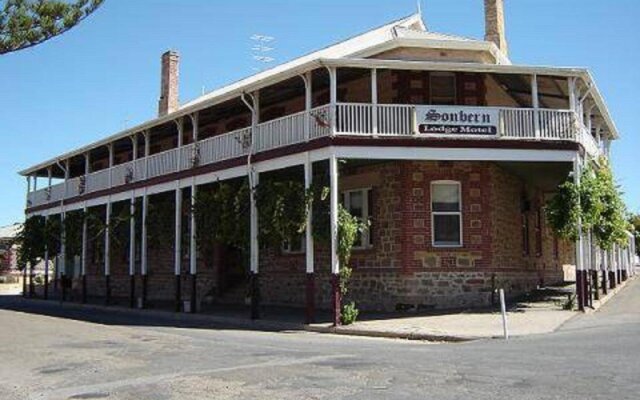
249,169,260,320
174,187,182,312
302,72,312,141
329,67,337,135
44,215,49,300
532,74,540,139
81,205,88,304
329,154,340,326
104,201,111,305
22,265,27,297
141,192,148,308
189,112,199,314
601,248,608,296
304,156,315,324
129,196,136,308
29,261,35,297
371,68,378,135
189,183,197,313
573,155,585,311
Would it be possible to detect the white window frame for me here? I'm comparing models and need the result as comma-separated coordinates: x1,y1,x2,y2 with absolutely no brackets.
342,187,373,250
431,180,463,248
429,72,457,105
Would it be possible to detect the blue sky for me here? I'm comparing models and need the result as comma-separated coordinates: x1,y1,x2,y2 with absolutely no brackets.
0,0,638,226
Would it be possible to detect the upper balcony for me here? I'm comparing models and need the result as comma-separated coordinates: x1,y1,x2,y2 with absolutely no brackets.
22,63,614,211
26,105,599,210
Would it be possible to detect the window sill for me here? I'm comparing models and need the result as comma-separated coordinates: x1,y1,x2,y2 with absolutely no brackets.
432,244,463,249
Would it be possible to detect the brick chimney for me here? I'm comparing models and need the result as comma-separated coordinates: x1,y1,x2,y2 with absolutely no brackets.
158,50,179,117
484,0,508,57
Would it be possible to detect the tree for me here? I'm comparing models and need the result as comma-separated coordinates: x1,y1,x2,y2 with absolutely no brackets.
546,159,629,250
629,213,640,256
0,0,103,55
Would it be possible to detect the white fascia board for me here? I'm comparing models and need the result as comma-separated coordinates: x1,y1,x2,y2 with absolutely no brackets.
333,146,577,163
191,165,248,187
64,201,85,212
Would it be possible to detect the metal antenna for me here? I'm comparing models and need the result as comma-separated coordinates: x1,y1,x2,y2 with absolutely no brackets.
250,34,275,72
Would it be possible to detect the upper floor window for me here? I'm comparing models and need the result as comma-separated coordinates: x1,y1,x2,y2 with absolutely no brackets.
342,188,373,249
431,181,462,247
430,72,457,105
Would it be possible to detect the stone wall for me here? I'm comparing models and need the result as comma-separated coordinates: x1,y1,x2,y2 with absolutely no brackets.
258,160,575,311
79,160,575,312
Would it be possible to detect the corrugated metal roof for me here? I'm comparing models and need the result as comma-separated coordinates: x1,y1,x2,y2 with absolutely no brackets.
0,223,21,239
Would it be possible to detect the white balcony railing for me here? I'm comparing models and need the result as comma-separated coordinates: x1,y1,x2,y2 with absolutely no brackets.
27,103,600,208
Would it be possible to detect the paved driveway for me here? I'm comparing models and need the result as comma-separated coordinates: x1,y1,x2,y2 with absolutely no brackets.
1,279,639,400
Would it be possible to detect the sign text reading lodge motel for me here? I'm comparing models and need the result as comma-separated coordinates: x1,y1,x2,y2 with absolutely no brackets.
416,106,499,135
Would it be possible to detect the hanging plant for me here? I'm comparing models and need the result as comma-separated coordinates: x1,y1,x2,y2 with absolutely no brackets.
546,160,629,250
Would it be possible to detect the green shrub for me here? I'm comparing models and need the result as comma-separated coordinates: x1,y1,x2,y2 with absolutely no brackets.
341,301,359,325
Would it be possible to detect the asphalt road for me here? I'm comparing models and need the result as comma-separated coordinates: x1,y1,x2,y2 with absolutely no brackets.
1,278,639,400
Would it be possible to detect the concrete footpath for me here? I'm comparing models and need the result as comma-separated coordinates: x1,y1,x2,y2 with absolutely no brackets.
309,273,638,341
3,274,636,343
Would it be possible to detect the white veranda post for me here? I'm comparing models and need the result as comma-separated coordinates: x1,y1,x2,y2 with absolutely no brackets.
329,153,340,325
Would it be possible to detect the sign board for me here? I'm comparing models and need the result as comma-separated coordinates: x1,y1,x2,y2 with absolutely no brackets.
415,106,499,135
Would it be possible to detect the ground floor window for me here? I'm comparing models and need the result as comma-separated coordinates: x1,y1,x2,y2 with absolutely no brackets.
282,236,305,254
535,208,543,257
342,188,373,249
522,213,530,256
431,181,462,247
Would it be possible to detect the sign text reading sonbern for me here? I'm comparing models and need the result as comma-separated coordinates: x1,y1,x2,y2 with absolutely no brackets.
416,106,499,135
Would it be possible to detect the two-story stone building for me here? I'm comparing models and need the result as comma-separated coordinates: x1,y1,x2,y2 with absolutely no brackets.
20,1,636,323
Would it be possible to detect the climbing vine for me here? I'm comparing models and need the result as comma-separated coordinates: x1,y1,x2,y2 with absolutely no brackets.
146,195,176,250
44,216,62,257
16,215,46,269
255,179,313,247
337,204,369,324
63,210,85,260
193,179,250,258
546,159,629,250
